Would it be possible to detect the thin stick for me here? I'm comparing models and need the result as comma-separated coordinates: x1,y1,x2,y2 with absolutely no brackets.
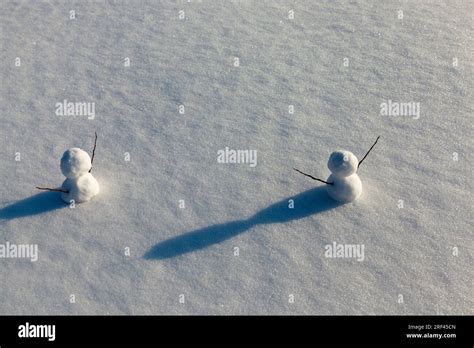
358,136,380,168
293,168,333,185
89,131,97,173
36,187,69,194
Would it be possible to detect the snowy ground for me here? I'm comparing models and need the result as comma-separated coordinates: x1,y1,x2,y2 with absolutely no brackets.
0,0,472,315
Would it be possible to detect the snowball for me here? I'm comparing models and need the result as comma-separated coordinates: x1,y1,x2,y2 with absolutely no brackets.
327,150,358,177
60,148,92,179
60,172,100,203
326,173,362,203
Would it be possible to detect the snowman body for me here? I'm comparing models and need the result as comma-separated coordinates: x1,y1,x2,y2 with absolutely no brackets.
59,148,99,203
326,150,362,203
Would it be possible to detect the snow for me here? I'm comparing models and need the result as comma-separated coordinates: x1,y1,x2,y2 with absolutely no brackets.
0,1,472,315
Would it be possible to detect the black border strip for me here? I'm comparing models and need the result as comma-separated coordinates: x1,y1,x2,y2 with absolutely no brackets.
0,315,472,346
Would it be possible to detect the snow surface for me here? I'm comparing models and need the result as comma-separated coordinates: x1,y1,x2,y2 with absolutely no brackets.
0,0,472,315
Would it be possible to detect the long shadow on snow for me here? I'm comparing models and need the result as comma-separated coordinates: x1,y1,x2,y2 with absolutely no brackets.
145,186,342,260
0,191,66,220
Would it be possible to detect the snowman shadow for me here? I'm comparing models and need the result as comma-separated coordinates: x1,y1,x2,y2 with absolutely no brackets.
145,186,343,260
0,191,66,220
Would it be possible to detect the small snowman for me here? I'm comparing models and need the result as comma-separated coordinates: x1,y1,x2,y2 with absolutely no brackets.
36,133,100,204
294,136,380,203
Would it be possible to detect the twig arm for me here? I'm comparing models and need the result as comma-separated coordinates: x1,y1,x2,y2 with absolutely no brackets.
293,168,333,185
358,136,380,168
36,187,69,194
89,131,97,173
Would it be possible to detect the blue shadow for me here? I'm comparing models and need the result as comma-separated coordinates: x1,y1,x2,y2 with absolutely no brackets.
145,186,342,260
0,191,66,220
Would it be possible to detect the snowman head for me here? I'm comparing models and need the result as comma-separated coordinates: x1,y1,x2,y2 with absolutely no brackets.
327,150,359,177
60,148,92,179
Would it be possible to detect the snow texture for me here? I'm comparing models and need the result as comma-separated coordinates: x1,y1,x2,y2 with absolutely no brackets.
0,0,472,315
